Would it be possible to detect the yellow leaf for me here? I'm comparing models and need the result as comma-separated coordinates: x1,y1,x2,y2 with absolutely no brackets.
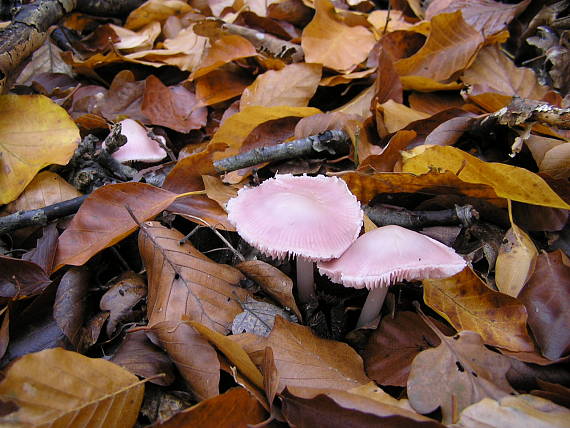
0,95,80,205
402,145,570,209
378,100,430,133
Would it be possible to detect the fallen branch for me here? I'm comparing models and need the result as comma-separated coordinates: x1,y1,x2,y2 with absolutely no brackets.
482,97,570,130
365,204,479,229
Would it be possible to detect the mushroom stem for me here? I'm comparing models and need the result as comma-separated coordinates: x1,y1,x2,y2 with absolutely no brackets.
296,257,316,303
356,286,389,328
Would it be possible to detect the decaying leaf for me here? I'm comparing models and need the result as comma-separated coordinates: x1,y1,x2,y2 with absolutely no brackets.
0,348,144,427
232,298,297,336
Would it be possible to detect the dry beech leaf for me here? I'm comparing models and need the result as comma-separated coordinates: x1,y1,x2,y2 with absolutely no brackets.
518,250,570,360
409,92,466,115
237,260,302,321
154,387,267,428
462,45,549,99
377,100,430,134
232,298,297,336
423,268,535,352
301,0,375,73
363,311,454,386
3,170,82,214
340,170,504,206
426,0,530,37
201,175,239,210
407,329,515,424
402,145,570,209
451,394,570,428
241,63,322,108
110,22,161,52
0,348,144,427
139,221,249,333
495,224,538,298
394,12,484,81
195,69,253,107
189,320,264,389
150,320,220,400
190,35,257,80
236,316,370,391
54,267,89,348
55,183,178,269
525,136,570,180
0,95,80,205
0,255,51,299
209,105,320,161
358,130,416,173
125,0,192,30
110,330,175,386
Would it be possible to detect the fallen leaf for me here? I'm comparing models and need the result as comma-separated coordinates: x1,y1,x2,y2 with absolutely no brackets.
0,95,80,205
237,260,302,320
525,136,570,180
232,298,297,336
202,175,239,209
451,395,570,428
189,321,264,389
358,130,416,172
241,63,322,108
100,271,147,336
423,268,535,352
409,92,466,115
0,255,51,299
53,267,89,348
55,183,178,269
407,329,514,424
363,311,454,386
150,320,220,400
139,221,248,332
402,145,570,209
518,250,570,360
377,100,430,134
154,387,267,428
22,223,59,273
195,69,253,106
0,348,144,427
111,330,175,386
125,0,192,30
495,224,538,297
301,0,375,73
395,12,484,81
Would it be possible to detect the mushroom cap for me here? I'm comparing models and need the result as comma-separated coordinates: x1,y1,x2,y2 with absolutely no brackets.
317,225,466,289
103,119,167,163
226,174,363,261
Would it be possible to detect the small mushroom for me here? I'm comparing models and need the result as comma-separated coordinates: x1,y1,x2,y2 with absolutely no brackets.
318,225,466,328
226,174,363,303
103,119,167,163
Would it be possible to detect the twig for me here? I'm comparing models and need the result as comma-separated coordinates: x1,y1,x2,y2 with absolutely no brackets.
0,195,88,235
481,97,570,130
213,130,351,174
365,204,479,229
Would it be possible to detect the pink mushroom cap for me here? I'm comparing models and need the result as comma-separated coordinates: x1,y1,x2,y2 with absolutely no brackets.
226,174,363,261
317,225,466,289
103,118,167,163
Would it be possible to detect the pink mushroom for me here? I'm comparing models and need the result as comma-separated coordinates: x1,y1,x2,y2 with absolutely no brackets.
226,174,363,303
318,225,466,328
103,119,167,163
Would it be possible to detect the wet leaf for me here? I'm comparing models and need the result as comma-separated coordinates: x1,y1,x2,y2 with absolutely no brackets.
301,0,375,73
139,221,248,333
0,255,51,299
407,330,514,424
0,95,80,205
53,267,89,347
0,348,144,427
518,250,570,360
423,268,535,352
495,224,538,297
402,145,570,209
55,183,178,269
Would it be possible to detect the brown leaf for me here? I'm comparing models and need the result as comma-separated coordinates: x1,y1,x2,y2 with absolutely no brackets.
525,136,570,180
150,321,220,400
111,330,175,386
142,75,207,133
377,100,430,134
462,45,549,98
202,175,239,210
409,92,466,115
363,311,454,386
0,348,144,427
241,63,322,108
407,329,514,424
100,271,147,336
195,69,253,107
125,0,192,30
423,268,535,352
155,387,267,428
394,12,484,81
99,70,147,122
301,0,375,73
237,260,302,321
495,224,538,298
53,267,89,348
0,95,80,205
139,221,248,332
518,250,570,360
0,255,51,299
55,182,178,269
358,130,416,172
22,223,59,274
374,46,403,105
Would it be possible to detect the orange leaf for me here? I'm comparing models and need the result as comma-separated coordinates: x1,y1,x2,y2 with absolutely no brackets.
301,0,376,73
55,183,177,268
